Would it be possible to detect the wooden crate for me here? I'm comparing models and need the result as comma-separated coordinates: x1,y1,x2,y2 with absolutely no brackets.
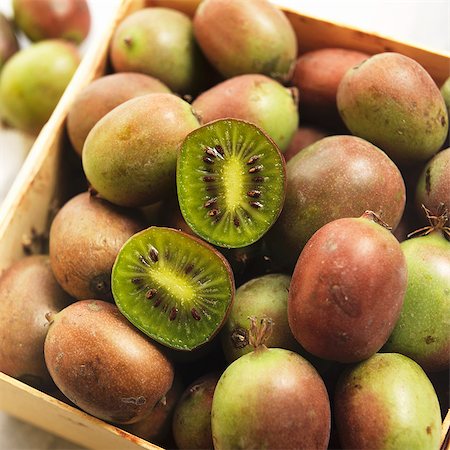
0,0,448,449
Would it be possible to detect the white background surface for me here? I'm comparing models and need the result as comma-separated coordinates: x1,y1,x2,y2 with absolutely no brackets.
0,0,449,449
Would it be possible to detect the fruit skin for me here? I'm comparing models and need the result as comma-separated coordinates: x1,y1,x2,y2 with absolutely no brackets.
337,52,448,163
334,353,442,450
221,274,300,363
110,8,208,94
288,214,407,363
193,0,297,82
82,93,199,207
13,0,90,44
0,255,72,388
0,40,79,134
269,135,406,269
44,300,174,424
415,148,450,215
172,372,220,450
441,76,450,113
291,47,369,124
49,192,144,301
0,13,19,70
67,72,170,156
211,347,331,449
383,231,450,372
192,74,298,153
284,125,328,162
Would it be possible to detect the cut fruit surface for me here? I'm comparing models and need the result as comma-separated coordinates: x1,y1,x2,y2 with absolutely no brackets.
177,119,286,248
112,227,235,351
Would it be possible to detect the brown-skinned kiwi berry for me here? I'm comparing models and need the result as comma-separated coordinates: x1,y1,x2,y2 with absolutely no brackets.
49,192,144,301
44,300,175,424
0,255,72,389
177,118,286,249
112,227,235,351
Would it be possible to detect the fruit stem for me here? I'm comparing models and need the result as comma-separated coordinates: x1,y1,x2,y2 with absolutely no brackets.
248,316,273,350
45,311,55,325
361,210,392,230
407,203,450,239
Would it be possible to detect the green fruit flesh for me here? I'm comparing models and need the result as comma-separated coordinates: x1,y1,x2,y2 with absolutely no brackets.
177,119,286,248
112,227,234,351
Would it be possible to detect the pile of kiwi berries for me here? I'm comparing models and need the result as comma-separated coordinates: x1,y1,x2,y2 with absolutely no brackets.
1,0,449,449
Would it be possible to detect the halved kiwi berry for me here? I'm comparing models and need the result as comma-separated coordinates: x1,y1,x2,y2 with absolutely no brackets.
112,227,235,351
177,118,286,248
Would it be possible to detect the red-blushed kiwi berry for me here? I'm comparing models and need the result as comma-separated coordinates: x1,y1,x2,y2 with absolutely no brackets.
49,192,144,301
0,13,19,70
172,372,220,449
67,73,170,156
211,318,331,449
284,125,329,162
193,0,297,82
13,0,90,44
288,211,407,363
334,353,442,449
0,255,73,389
44,300,174,424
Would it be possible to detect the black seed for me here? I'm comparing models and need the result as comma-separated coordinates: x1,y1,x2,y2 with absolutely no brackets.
203,156,214,164
233,216,240,227
203,176,215,182
149,246,159,262
204,197,218,208
146,289,157,299
247,190,261,198
247,155,260,165
139,255,150,267
205,147,217,158
248,165,263,174
215,145,224,155
153,298,162,307
208,208,220,217
253,176,265,182
132,278,143,285
185,263,194,274
250,201,263,209
169,307,178,321
191,308,201,321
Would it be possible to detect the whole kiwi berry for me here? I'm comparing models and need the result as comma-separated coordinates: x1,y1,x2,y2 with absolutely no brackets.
0,255,72,389
44,300,175,424
0,13,19,70
49,192,144,301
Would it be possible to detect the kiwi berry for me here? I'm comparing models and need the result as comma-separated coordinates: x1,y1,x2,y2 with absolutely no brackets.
112,227,235,351
177,119,286,249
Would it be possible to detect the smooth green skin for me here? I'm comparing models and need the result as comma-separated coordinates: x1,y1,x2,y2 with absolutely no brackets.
415,147,450,214
110,8,207,94
441,77,450,112
83,93,199,207
172,373,219,449
193,0,297,82
0,13,19,70
383,232,450,372
221,274,299,362
335,353,442,450
0,40,79,134
337,53,448,163
192,74,298,152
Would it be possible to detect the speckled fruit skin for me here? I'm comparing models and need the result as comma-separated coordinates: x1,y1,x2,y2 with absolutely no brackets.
192,74,298,152
110,7,208,94
82,93,199,207
383,231,450,372
0,40,79,134
44,300,174,424
288,215,407,363
0,13,19,70
13,0,90,44
221,274,300,363
335,353,442,450
269,135,406,269
415,148,450,215
173,372,219,450
0,256,72,389
193,0,297,82
211,347,330,449
337,52,448,163
67,73,170,156
49,192,144,301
